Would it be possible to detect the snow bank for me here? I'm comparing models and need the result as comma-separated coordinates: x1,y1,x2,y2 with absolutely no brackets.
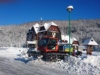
83,55,100,67
29,55,100,75
0,47,28,58
0,47,100,75
51,56,100,75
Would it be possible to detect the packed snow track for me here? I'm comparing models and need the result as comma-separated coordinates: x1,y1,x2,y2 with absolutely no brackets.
0,47,100,75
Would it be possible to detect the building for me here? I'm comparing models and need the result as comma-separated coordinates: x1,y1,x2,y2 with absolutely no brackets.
38,22,61,40
26,22,61,47
72,37,79,51
83,38,98,55
26,23,39,47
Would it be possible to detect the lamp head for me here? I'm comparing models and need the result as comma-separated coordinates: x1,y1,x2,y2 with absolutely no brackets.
67,5,73,12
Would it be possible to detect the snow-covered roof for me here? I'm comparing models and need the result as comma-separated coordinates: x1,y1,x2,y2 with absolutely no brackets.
83,38,98,46
61,35,72,44
72,37,78,41
33,23,40,34
61,35,78,45
28,22,58,34
27,28,32,33
44,22,57,30
38,30,47,32
72,37,79,45
27,40,37,44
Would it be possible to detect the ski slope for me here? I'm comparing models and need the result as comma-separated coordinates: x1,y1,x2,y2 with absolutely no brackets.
0,47,100,75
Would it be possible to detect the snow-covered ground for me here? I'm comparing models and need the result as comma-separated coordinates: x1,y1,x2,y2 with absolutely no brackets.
0,47,100,75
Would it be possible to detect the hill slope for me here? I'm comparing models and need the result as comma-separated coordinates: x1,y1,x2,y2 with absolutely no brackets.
0,19,100,49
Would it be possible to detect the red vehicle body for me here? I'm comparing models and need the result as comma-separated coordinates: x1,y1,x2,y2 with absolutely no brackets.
37,36,69,61
38,37,58,53
27,36,81,61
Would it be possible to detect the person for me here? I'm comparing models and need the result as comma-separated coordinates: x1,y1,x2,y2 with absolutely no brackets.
76,50,82,56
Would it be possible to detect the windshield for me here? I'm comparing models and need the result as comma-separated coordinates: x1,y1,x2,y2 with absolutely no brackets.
38,38,57,47
48,39,56,45
38,38,49,46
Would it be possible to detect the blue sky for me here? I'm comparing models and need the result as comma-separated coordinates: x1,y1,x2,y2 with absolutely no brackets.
0,0,100,25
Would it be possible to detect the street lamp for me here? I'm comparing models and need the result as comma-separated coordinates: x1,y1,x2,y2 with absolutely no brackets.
67,5,73,55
